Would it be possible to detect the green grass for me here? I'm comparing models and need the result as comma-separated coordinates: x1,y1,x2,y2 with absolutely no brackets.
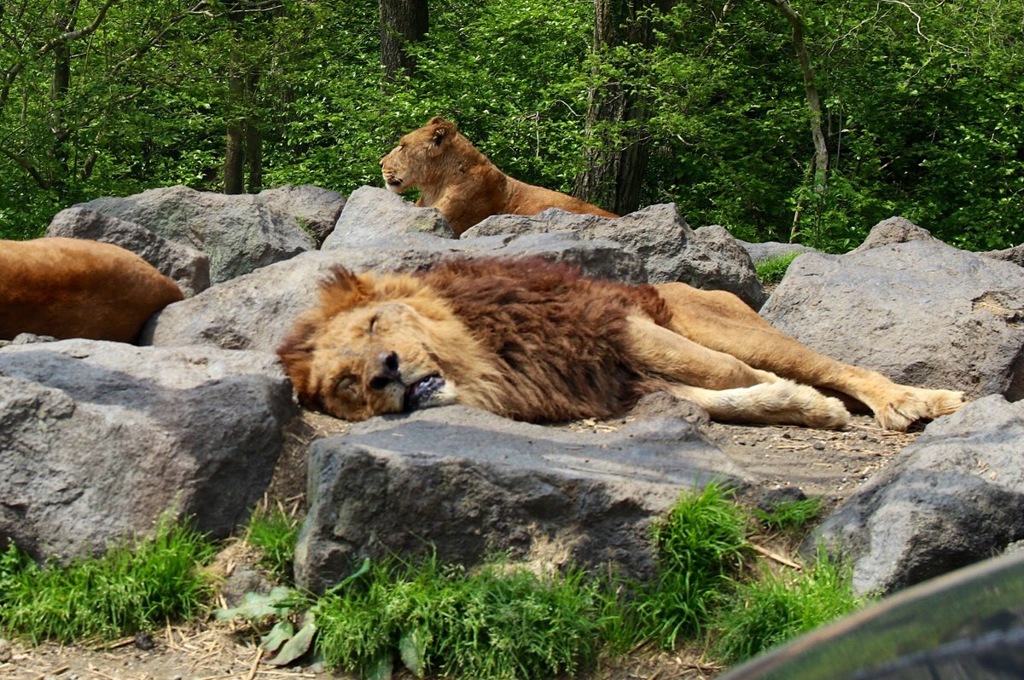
245,502,302,582
755,496,824,534
0,520,215,644
755,251,800,285
711,546,865,664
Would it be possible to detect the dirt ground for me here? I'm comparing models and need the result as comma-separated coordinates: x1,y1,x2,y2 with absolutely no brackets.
1,411,919,680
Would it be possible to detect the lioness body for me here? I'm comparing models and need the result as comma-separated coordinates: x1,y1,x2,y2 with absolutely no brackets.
0,237,183,343
278,257,964,431
381,117,617,236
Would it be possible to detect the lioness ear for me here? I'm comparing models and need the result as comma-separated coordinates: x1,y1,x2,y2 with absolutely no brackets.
429,117,457,147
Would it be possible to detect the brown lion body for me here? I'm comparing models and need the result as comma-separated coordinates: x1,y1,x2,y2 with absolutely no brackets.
278,257,964,431
381,117,617,236
0,237,183,343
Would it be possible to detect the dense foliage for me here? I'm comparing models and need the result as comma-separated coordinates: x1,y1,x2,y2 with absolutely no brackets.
1,0,1020,250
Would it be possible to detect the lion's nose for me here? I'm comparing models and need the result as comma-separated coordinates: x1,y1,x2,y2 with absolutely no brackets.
368,351,400,391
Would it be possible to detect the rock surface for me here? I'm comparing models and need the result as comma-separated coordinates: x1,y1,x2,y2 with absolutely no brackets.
761,220,1024,399
295,402,750,593
0,339,295,561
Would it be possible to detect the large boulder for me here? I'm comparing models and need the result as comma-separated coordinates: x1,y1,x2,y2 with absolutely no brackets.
257,184,346,246
46,207,211,297
466,203,766,308
294,403,751,593
761,219,1024,399
73,185,317,284
144,191,644,352
0,339,296,562
807,395,1024,595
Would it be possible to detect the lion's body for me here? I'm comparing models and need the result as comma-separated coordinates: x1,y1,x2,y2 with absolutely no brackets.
381,117,617,236
0,237,183,343
278,257,964,431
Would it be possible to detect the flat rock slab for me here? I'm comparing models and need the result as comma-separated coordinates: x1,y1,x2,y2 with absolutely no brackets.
0,339,295,562
295,405,750,593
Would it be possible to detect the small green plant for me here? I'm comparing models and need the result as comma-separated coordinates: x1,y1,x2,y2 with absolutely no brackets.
245,502,302,582
711,546,864,664
755,496,824,534
0,520,215,644
755,251,800,285
633,483,751,648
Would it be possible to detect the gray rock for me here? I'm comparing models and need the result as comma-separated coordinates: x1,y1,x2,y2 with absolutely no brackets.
852,216,940,252
761,228,1024,399
144,232,643,352
46,207,211,297
258,184,345,246
983,244,1024,269
690,225,767,308
322,185,453,249
0,339,295,562
467,203,765,308
75,185,316,284
295,405,750,593
807,395,1024,595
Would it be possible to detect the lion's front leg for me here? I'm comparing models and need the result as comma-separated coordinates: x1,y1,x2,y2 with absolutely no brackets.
652,282,965,431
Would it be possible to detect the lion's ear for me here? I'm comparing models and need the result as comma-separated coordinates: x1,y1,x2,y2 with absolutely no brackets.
277,319,319,408
317,266,376,317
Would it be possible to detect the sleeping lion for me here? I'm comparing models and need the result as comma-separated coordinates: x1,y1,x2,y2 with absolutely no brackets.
277,257,964,431
0,237,183,343
380,116,617,236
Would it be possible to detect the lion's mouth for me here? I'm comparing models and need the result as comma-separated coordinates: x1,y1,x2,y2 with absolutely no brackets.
404,374,444,411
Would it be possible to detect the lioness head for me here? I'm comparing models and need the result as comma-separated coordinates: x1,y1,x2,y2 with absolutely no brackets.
380,116,462,194
278,267,467,421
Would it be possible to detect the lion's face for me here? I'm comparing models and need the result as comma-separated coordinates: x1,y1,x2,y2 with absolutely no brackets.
380,116,459,194
278,271,462,421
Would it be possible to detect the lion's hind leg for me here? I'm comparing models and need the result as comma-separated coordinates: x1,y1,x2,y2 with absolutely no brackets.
625,315,850,428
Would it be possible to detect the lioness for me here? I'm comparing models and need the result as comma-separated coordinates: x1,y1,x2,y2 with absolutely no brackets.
0,237,183,343
380,116,617,236
278,257,964,430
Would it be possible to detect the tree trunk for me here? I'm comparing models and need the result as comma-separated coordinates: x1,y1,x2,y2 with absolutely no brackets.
767,0,827,188
223,66,246,195
379,0,428,80
575,0,673,215
245,117,262,193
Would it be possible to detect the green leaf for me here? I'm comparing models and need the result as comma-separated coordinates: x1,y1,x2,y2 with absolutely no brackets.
214,585,299,621
267,613,317,666
398,627,427,677
363,649,393,680
260,620,295,653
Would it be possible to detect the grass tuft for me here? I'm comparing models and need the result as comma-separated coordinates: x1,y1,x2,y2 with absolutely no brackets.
315,556,602,680
0,519,215,644
755,496,824,534
634,483,750,648
711,546,864,664
245,502,302,582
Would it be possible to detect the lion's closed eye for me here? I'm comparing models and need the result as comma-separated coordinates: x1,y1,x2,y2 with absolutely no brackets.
334,375,358,395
